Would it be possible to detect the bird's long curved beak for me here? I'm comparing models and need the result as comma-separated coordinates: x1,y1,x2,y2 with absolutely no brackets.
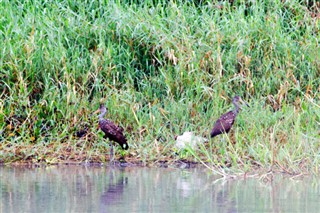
93,108,100,114
240,99,250,108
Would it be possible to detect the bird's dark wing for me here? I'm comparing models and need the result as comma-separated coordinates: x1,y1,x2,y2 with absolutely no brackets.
210,111,236,138
99,119,128,149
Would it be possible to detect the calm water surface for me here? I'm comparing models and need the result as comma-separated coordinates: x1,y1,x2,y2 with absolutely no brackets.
0,165,319,213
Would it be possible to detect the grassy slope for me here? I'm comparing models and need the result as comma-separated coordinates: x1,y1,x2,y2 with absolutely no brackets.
0,0,319,174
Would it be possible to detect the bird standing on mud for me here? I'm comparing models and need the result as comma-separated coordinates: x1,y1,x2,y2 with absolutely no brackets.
211,96,248,138
96,104,128,162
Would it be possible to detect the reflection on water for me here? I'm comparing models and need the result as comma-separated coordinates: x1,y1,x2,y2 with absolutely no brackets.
0,165,320,212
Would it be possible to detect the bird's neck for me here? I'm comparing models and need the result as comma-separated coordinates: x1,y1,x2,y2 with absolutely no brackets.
233,103,240,115
98,111,107,122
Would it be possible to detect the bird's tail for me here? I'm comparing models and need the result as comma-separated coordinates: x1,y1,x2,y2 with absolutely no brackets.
210,131,217,138
119,138,129,150
122,142,129,150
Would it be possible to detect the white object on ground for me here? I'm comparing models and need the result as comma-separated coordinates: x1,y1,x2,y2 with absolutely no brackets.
175,131,208,149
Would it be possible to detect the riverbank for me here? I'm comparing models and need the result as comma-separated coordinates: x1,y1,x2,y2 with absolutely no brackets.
0,1,319,174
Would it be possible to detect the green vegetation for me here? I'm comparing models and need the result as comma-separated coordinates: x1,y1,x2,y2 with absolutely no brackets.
0,0,319,175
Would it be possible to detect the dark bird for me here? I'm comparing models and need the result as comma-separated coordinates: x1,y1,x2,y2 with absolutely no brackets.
210,96,248,138
96,104,128,161
76,125,89,138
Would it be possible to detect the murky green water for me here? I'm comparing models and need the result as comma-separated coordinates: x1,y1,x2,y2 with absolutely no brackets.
0,165,319,213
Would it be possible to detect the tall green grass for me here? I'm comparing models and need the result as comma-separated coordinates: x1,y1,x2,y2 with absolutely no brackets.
0,0,319,174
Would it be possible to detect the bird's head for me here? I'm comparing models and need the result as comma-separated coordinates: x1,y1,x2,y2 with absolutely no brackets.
233,96,249,106
232,96,241,104
94,104,108,119
99,104,107,112
232,96,249,113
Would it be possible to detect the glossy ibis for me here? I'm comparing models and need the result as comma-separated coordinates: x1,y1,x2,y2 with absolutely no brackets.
210,96,248,138
96,104,128,161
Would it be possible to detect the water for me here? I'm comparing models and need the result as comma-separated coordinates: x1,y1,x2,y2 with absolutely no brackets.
0,165,319,213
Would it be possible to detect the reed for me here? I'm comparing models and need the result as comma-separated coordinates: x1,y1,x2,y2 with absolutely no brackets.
0,0,319,174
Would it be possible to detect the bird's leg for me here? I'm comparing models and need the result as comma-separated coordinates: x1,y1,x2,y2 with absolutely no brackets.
109,140,114,163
